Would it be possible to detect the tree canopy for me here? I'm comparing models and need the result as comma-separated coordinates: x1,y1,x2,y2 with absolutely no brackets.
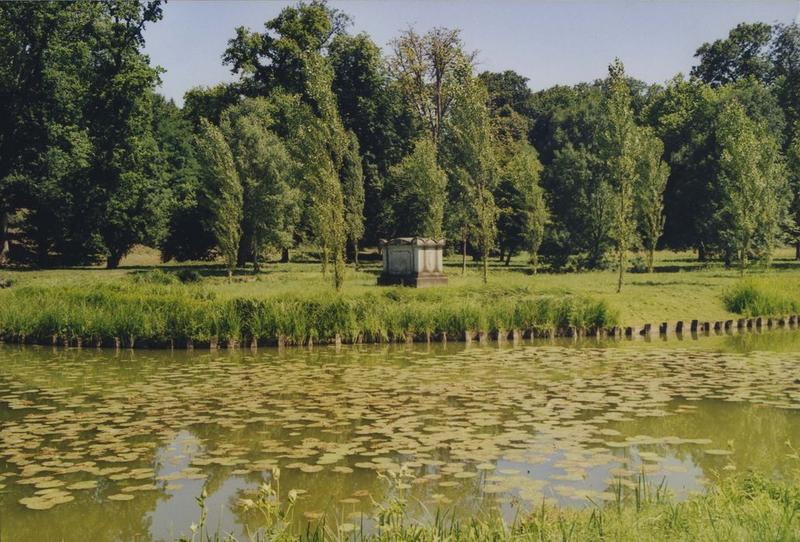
2,1,799,287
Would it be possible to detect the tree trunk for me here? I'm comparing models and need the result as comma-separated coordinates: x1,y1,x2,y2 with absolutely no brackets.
280,248,290,263
36,241,49,269
353,239,359,269
739,242,749,276
505,251,511,266
227,268,233,283
107,251,123,270
648,244,655,274
0,211,9,265
482,244,489,284
616,249,624,293
795,241,800,261
321,245,329,276
531,253,538,275
333,246,345,291
697,242,707,262
462,235,467,275
237,234,251,268
498,247,505,263
252,235,260,273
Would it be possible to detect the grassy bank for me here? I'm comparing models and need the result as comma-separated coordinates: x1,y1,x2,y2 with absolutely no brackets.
0,279,617,347
3,248,800,347
178,472,800,542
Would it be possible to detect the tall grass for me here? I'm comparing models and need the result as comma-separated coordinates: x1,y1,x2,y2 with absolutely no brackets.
723,278,800,317
0,281,617,348
177,472,800,542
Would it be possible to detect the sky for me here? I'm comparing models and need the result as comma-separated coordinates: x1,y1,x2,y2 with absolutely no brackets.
143,0,800,106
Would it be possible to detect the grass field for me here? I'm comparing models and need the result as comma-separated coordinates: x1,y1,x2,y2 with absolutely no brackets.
3,246,800,327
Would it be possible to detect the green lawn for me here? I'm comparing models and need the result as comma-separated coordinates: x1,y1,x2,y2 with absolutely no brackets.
3,246,800,327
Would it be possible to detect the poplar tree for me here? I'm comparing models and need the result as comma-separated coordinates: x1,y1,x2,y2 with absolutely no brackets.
341,130,365,266
196,119,242,281
717,100,788,274
302,53,349,291
497,143,547,271
603,59,639,293
443,65,498,283
786,126,800,259
636,127,669,273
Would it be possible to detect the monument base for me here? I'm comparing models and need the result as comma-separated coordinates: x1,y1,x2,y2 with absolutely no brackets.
377,273,448,288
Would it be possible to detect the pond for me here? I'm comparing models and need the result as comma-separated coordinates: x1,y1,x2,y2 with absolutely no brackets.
1,332,800,541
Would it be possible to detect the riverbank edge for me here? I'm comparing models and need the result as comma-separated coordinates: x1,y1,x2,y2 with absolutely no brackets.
0,313,794,350
179,473,800,542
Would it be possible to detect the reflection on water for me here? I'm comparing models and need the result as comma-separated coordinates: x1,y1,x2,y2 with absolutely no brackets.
1,331,800,541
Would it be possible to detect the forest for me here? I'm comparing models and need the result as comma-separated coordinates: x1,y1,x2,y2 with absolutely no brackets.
1,1,798,292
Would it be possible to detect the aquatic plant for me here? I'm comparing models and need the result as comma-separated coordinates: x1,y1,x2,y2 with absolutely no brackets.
175,472,800,541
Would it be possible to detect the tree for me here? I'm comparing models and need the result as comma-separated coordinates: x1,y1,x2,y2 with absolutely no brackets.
298,52,349,290
497,143,547,271
479,70,534,117
0,2,97,265
183,83,240,128
530,83,618,269
786,126,800,258
602,59,639,293
221,98,300,271
385,139,447,238
442,66,498,283
647,76,785,260
479,70,533,144
692,22,774,87
389,27,474,148
716,101,788,274
545,143,614,269
195,119,242,280
153,95,215,262
224,2,352,290
84,0,167,268
223,0,349,98
328,32,418,243
771,24,800,139
636,127,669,273
341,130,365,265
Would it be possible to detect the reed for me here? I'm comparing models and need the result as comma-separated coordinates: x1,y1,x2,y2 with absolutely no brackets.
0,281,618,348
723,277,800,317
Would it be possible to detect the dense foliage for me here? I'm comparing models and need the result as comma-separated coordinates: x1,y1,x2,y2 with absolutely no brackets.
2,2,799,284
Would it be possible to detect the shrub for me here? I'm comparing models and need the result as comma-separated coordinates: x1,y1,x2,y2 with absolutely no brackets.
130,269,178,285
176,268,202,283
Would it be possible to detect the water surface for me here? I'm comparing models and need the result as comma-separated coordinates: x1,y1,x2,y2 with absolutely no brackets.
1,332,800,541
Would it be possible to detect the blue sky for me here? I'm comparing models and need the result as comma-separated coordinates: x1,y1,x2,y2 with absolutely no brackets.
143,1,799,106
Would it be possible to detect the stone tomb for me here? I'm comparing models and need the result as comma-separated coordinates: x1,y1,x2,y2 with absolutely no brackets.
378,237,448,287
